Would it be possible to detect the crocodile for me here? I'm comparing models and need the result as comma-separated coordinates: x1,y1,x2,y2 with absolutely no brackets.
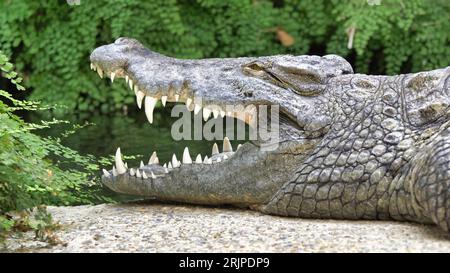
91,37,450,233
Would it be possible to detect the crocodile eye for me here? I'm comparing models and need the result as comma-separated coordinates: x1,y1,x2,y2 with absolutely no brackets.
247,63,264,71
115,37,127,44
243,62,267,76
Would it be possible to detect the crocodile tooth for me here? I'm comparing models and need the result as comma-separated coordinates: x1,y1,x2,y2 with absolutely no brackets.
237,144,242,150
149,151,158,164
125,75,129,84
115,148,127,174
134,85,139,96
172,154,179,168
136,91,145,109
102,169,110,177
186,98,193,110
174,94,180,102
164,167,169,173
223,137,232,152
140,161,145,168
182,147,192,164
212,109,219,119
195,154,202,163
125,162,128,169
223,155,228,160
97,67,103,78
203,108,211,121
142,171,148,179
129,168,135,176
168,162,173,169
90,63,95,70
136,169,141,178
194,104,202,115
212,143,219,155
161,96,168,107
112,166,118,176
220,110,226,118
216,158,222,163
144,96,158,124
129,79,134,90
151,172,156,179
163,163,167,168
110,72,116,83
206,158,212,164
203,155,209,163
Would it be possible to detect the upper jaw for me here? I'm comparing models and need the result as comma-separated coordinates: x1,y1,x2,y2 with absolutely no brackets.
89,55,282,126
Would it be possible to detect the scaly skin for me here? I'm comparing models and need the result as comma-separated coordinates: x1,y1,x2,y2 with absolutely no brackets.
91,38,450,233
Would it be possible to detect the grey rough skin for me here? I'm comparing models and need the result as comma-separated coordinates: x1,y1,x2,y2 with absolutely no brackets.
90,38,450,233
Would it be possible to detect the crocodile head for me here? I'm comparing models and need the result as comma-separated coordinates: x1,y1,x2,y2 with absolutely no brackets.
90,37,353,206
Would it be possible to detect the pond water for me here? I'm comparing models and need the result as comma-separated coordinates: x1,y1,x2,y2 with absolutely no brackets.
29,107,248,200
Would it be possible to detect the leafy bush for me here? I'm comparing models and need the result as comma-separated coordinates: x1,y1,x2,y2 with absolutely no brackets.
1,206,63,246
0,0,448,113
0,50,109,236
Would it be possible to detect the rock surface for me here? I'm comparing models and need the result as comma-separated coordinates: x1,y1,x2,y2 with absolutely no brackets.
3,202,450,252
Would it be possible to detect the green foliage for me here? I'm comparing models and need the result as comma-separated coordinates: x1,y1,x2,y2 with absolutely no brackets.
0,0,448,112
0,50,110,224
0,206,63,246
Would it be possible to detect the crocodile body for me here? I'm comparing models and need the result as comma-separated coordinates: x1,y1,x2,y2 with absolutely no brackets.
91,38,450,233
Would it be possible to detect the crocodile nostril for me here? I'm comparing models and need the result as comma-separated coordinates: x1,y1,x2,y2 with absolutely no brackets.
244,91,253,97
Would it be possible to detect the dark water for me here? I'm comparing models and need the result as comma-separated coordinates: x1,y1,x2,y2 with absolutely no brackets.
30,107,247,199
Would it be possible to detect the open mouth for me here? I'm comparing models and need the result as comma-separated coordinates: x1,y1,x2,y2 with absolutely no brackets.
91,62,255,180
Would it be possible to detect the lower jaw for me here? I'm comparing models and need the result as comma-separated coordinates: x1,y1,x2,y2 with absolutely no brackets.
101,138,310,206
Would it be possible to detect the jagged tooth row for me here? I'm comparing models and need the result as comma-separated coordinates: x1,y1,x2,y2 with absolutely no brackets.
91,63,248,125
156,138,241,170
122,138,239,176
101,137,244,178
